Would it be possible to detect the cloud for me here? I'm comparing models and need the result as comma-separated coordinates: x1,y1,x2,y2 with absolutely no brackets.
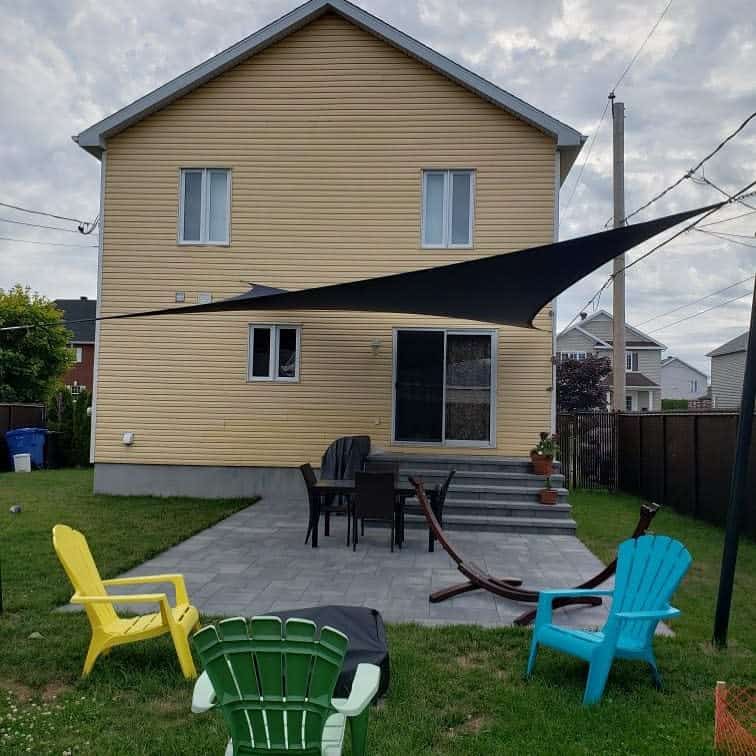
1,0,754,373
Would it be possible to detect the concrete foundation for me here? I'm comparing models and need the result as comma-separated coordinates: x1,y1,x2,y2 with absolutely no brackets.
93,462,304,500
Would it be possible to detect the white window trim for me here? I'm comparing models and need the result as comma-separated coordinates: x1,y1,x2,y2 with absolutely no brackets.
421,169,475,249
178,168,232,246
390,327,496,448
74,346,83,363
247,325,301,383
626,351,639,371
559,351,587,361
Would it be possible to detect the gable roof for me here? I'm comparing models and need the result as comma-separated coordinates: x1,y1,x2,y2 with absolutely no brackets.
557,309,667,349
661,356,708,379
74,0,584,180
707,331,749,358
603,370,660,388
54,298,97,343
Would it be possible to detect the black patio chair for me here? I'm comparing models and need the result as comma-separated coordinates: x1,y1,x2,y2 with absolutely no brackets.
362,461,399,537
300,463,350,546
351,472,396,552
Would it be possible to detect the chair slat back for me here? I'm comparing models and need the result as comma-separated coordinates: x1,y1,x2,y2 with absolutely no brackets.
52,524,117,628
353,472,395,521
610,535,691,644
299,463,318,491
410,478,465,568
435,470,456,510
193,616,348,754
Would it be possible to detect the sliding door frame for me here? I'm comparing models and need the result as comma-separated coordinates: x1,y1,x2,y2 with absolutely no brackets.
391,327,497,448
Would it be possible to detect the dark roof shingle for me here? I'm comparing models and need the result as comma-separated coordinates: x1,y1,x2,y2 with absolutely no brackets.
54,298,96,343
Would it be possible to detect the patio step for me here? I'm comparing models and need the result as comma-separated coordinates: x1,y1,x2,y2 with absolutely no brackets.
368,451,574,535
402,512,577,535
404,498,574,520
398,467,564,489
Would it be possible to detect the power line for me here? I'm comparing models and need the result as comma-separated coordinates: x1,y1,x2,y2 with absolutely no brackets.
698,208,756,228
562,101,610,212
635,275,755,327
617,110,756,225
646,291,753,334
0,201,90,226
0,216,87,234
563,1,673,215
691,175,756,211
697,228,756,249
699,229,756,240
611,0,673,93
0,235,98,249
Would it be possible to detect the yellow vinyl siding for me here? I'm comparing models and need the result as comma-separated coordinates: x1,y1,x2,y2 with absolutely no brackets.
96,12,556,466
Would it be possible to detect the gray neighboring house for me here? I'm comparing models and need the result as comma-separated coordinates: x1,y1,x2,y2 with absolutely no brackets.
707,331,749,408
556,309,665,412
661,356,708,401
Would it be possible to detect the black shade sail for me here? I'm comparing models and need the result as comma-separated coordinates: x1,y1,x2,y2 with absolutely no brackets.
108,203,721,329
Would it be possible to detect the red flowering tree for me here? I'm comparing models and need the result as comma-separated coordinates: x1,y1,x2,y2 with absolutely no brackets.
556,355,611,412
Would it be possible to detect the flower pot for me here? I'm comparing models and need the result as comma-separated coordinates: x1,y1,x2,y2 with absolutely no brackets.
532,456,553,476
539,488,558,505
530,450,539,463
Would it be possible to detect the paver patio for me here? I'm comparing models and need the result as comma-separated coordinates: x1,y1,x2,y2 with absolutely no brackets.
102,494,614,628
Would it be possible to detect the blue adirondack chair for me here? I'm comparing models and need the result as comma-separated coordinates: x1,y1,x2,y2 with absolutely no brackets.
526,534,692,705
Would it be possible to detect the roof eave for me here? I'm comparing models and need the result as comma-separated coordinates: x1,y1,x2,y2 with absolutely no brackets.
74,0,584,161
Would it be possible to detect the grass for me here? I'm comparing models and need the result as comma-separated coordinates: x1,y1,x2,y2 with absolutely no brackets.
0,470,753,754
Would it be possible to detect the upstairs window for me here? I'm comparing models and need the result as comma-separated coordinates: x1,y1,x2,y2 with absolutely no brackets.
689,379,698,393
625,351,639,371
559,351,587,362
248,325,300,382
74,346,83,363
422,170,474,248
179,168,230,244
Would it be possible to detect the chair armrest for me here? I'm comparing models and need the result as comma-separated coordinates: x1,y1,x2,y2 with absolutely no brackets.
191,672,217,714
534,588,614,629
331,664,380,717
72,592,171,623
102,574,190,605
615,606,680,622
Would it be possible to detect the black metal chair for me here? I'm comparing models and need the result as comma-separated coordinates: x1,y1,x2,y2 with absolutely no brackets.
351,472,396,552
428,470,455,553
362,461,399,537
300,463,350,545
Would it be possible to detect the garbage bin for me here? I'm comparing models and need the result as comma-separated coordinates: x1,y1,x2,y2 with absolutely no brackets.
5,427,47,469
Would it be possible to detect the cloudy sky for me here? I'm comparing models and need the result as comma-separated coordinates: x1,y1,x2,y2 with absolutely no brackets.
1,0,754,373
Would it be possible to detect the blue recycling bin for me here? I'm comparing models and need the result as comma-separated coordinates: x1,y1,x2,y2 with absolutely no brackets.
5,427,47,468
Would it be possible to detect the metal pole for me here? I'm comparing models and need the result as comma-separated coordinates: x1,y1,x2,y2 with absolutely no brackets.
612,97,626,412
713,276,756,647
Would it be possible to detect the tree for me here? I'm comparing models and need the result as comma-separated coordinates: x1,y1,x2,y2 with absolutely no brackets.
557,355,612,413
0,285,73,402
48,387,92,467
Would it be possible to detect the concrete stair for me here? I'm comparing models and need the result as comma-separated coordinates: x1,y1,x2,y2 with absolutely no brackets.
368,452,576,535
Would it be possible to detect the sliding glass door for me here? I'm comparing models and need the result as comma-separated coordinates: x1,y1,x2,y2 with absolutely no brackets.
394,330,495,445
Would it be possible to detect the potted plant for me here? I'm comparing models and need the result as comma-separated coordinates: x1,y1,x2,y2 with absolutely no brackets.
532,432,559,476
539,476,559,505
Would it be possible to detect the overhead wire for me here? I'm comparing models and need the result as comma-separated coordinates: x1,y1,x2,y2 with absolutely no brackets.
646,291,753,334
0,201,90,226
0,235,98,248
0,216,88,234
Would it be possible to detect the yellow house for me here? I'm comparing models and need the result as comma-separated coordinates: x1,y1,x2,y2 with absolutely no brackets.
75,0,584,499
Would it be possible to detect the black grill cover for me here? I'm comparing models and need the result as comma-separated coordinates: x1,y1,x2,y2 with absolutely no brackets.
272,605,390,698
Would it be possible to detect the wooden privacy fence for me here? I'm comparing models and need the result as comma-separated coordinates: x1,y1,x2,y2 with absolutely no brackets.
558,411,756,538
0,403,46,471
618,412,756,538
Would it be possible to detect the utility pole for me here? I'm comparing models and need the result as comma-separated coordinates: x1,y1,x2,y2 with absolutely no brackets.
713,276,756,647
611,95,626,412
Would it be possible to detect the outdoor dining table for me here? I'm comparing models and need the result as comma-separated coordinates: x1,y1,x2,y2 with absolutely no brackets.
310,479,415,548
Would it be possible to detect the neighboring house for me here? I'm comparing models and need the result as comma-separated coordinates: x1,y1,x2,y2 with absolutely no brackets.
74,0,584,497
556,310,665,412
55,297,96,397
707,331,749,408
661,356,708,401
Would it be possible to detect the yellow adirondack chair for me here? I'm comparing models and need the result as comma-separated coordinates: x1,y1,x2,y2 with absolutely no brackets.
52,524,200,679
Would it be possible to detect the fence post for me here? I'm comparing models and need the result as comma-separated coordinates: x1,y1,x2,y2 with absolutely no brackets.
692,414,699,518
637,415,643,496
662,414,667,505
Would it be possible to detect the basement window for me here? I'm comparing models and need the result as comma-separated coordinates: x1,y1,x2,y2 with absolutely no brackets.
178,168,230,245
248,325,300,382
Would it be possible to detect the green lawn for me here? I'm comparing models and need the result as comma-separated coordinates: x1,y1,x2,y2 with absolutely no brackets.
0,470,753,754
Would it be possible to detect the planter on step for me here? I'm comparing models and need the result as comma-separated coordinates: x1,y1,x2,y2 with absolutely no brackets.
539,488,558,505
532,456,553,476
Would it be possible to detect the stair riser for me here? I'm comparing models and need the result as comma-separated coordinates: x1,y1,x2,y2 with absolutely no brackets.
402,517,576,535
406,504,573,521
445,489,568,504
399,472,564,489
369,456,561,475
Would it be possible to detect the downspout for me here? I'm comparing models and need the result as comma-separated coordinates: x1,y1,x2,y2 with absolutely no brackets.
89,150,106,464
551,150,561,434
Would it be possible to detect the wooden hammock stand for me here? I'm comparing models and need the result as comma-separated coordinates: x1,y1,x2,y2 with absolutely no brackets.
408,478,659,626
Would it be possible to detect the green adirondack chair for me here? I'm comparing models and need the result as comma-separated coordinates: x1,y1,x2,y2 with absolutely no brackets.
191,616,380,755
526,534,692,705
